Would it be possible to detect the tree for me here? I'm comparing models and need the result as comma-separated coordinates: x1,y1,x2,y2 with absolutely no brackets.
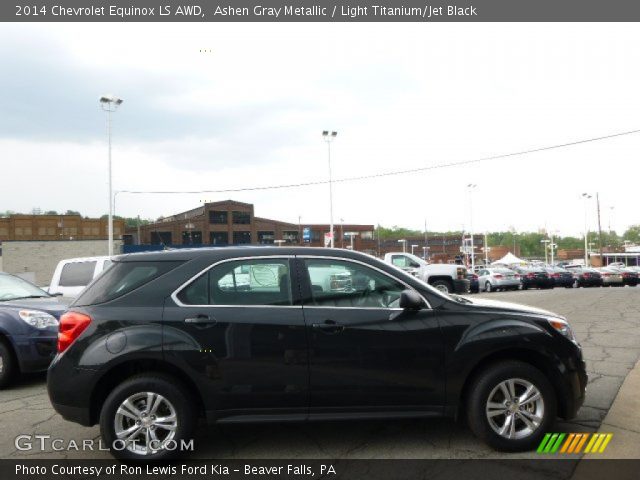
64,210,81,216
623,225,640,243
44,210,59,215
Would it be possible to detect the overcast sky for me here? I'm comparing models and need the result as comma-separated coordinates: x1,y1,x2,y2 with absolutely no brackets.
1,23,639,236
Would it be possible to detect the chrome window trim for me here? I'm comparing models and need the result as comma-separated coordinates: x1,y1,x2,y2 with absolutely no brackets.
171,255,296,308
170,254,431,310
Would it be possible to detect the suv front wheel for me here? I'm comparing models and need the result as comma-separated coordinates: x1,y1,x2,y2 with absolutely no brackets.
99,374,196,460
466,361,556,451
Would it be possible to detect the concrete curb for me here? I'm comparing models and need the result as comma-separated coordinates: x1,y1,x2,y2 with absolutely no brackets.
571,358,640,479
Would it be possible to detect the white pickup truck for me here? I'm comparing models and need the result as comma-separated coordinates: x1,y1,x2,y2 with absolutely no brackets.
383,252,469,294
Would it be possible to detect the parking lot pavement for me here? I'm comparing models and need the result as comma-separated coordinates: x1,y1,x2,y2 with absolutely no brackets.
1,287,638,460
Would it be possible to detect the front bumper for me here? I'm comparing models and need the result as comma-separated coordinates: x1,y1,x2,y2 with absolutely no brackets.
561,357,588,419
11,334,57,373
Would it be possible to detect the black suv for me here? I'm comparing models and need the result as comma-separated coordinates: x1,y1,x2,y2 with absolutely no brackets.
48,247,586,459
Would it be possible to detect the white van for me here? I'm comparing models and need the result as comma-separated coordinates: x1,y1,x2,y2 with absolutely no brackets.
48,256,112,298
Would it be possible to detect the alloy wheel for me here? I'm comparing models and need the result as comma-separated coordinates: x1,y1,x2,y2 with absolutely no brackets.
113,392,178,455
485,378,544,440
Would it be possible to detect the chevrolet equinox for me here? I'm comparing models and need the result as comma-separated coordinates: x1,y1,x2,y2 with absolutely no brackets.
47,247,587,459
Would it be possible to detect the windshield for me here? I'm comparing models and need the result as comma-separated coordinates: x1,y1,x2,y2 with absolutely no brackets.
0,273,50,301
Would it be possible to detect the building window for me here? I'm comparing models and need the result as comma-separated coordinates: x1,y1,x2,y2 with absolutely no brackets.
361,231,374,240
210,231,228,245
282,231,299,244
182,231,202,245
232,211,251,225
209,210,228,224
310,230,322,242
258,231,275,244
233,231,251,244
151,231,172,245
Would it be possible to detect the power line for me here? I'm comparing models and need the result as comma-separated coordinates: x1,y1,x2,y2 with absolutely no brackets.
116,127,640,196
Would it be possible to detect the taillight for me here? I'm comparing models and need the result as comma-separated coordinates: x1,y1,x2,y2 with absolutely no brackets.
494,274,503,279
552,273,560,278
57,312,92,353
527,273,536,278
514,274,520,278
604,273,611,277
583,273,591,278
471,274,478,280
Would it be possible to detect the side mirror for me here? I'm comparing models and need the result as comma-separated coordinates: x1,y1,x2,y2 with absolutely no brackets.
399,289,424,310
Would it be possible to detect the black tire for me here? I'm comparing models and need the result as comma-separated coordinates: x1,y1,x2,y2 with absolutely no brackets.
431,280,453,294
0,339,17,389
99,374,196,460
466,361,557,452
485,281,492,293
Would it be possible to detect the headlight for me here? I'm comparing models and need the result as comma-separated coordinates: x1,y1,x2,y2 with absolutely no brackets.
547,317,577,343
18,310,59,329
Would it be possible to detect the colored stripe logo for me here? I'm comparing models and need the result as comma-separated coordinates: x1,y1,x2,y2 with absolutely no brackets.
537,433,613,454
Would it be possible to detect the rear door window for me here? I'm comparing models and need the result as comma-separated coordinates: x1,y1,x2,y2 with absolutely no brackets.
176,258,292,306
59,261,97,287
74,261,182,305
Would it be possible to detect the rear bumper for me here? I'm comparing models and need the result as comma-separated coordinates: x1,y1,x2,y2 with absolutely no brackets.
50,402,93,426
522,279,554,288
453,279,470,294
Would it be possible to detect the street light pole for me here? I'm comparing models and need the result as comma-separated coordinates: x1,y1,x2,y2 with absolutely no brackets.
582,193,592,266
467,184,477,270
322,130,337,248
541,239,550,264
100,94,123,257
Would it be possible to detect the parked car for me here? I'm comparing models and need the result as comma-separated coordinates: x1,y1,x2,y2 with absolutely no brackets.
477,268,521,292
543,266,574,288
47,256,112,299
467,272,479,293
0,272,66,388
606,266,639,287
564,266,603,288
383,252,469,294
513,267,554,290
598,268,624,287
48,247,586,459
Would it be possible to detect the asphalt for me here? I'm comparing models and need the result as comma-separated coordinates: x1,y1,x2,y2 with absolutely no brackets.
0,287,638,461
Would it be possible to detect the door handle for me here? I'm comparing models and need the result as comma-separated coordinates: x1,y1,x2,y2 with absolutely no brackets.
184,314,216,324
311,320,344,334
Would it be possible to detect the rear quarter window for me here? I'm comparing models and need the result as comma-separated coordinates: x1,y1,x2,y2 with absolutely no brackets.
74,261,182,305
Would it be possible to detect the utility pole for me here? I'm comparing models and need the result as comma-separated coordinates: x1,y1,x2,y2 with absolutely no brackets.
137,215,141,245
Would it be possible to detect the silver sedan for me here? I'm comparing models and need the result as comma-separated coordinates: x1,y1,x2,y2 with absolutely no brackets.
477,268,521,292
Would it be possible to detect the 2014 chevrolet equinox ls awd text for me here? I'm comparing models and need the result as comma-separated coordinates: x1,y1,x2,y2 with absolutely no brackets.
47,247,587,460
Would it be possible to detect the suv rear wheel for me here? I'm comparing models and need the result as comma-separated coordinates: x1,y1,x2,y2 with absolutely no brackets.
99,374,196,460
466,361,556,451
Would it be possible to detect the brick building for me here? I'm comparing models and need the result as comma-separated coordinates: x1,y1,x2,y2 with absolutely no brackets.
126,200,378,252
0,214,124,243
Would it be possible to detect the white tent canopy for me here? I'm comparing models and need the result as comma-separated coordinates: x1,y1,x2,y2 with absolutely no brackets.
491,252,526,266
